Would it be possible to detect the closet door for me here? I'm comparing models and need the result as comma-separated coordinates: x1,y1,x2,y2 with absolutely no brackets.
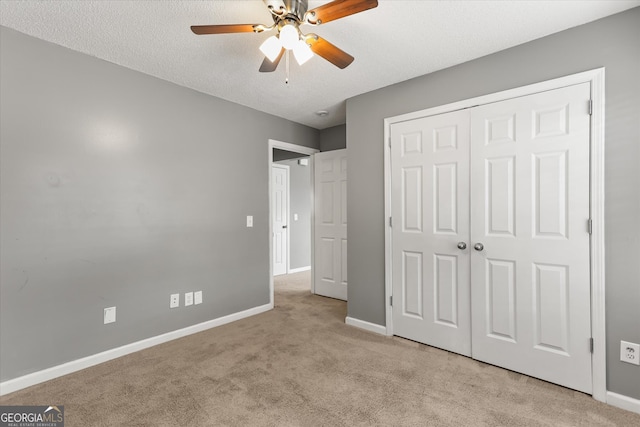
390,110,471,356
469,83,592,393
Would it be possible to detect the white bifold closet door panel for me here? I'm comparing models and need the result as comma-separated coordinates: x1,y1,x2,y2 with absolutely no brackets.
314,149,347,301
470,83,592,393
391,110,472,356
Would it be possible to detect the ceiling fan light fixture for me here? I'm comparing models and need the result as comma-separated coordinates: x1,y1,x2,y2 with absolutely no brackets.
293,39,314,65
279,24,299,50
259,35,282,62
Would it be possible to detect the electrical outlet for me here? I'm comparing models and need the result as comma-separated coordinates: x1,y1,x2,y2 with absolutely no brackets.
246,215,253,227
620,340,640,365
170,293,180,308
104,307,116,324
185,292,194,306
194,291,203,305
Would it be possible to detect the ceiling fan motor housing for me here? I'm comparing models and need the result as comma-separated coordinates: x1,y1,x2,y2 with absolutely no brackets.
265,0,309,22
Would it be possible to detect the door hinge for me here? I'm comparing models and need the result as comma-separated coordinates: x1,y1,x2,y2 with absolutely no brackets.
389,216,393,227
590,338,594,353
390,295,393,306
388,137,392,148
588,99,593,115
588,218,593,235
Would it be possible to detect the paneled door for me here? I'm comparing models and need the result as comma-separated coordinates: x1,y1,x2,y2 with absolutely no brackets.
390,83,592,393
470,83,592,393
314,149,347,300
272,164,289,276
390,110,472,356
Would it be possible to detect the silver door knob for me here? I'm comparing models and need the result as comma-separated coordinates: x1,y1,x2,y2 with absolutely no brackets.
457,242,467,250
474,243,484,251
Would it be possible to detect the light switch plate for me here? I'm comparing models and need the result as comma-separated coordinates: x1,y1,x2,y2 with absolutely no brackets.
246,215,253,227
104,307,116,324
185,292,194,306
194,291,203,305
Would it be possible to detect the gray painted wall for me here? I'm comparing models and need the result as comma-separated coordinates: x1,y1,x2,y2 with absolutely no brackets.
0,27,319,382
273,148,307,162
346,8,640,399
319,124,347,151
275,159,312,270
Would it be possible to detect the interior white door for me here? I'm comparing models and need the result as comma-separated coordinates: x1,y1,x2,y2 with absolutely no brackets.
470,83,592,393
272,164,289,276
390,110,472,356
314,149,347,300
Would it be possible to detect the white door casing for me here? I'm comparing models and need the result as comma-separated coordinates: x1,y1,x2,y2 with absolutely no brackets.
390,110,472,356
268,140,319,307
388,82,593,394
470,83,592,393
314,149,347,300
272,164,289,276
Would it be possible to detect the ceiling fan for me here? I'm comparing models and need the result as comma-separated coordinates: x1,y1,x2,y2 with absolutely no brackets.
191,0,378,72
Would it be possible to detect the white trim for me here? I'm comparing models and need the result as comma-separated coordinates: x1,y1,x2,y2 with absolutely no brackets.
268,139,319,304
288,266,311,274
345,316,387,335
0,303,272,396
588,69,606,403
384,68,606,399
607,392,640,415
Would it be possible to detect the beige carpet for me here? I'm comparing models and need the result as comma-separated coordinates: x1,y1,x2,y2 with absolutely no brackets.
1,271,639,426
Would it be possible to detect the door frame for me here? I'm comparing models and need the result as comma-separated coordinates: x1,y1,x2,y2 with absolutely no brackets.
271,163,290,276
268,139,319,306
383,68,605,401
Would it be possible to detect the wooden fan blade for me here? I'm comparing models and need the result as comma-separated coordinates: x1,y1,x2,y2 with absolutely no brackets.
191,24,260,35
305,0,378,25
259,48,285,72
304,34,354,69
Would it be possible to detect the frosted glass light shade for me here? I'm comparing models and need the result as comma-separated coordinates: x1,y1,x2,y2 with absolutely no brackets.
293,39,313,65
279,24,299,50
259,36,282,62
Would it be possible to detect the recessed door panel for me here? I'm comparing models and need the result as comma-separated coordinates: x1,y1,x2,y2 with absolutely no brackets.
433,126,458,152
534,263,569,355
402,132,423,156
485,259,516,342
486,156,515,237
321,182,334,225
320,237,334,282
403,167,422,232
534,151,568,238
434,254,457,326
434,163,457,234
403,251,423,318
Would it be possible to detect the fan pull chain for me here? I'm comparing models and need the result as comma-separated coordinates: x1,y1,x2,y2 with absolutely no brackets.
285,50,290,85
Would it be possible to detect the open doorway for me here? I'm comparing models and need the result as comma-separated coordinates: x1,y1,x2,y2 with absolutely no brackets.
268,140,319,307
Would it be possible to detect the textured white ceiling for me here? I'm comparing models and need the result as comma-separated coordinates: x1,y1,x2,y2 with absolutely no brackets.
1,1,638,129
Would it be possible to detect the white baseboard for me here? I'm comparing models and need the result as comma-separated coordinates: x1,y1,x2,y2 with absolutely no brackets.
288,266,311,274
0,302,273,396
607,391,640,415
345,316,387,335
